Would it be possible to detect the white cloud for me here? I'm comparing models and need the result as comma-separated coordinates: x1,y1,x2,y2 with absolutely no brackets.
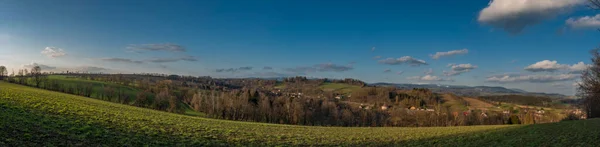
408,75,453,82
569,62,589,73
421,75,442,81
478,0,584,34
127,43,186,53
378,56,428,66
524,60,589,72
41,47,67,58
444,63,477,76
22,62,56,70
486,74,579,83
566,14,600,29
146,56,198,63
450,63,477,71
100,58,144,64
444,70,466,76
430,49,469,59
70,66,109,73
284,63,354,74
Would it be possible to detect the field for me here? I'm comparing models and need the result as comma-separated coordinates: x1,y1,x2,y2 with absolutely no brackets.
1,82,599,146
441,94,469,111
318,83,361,94
43,75,203,116
47,75,141,100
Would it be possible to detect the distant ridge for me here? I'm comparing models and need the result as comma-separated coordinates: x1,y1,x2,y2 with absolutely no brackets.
370,82,568,99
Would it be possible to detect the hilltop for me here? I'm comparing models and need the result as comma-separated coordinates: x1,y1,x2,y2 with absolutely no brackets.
0,82,598,146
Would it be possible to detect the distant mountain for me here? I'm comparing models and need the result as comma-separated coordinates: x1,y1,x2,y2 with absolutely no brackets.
370,83,568,99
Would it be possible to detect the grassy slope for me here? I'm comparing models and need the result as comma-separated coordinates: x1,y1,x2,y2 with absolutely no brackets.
1,82,599,146
318,83,361,94
47,75,141,101
441,94,469,111
47,75,203,117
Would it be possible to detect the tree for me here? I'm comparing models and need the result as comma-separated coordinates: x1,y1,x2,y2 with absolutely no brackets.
577,49,600,118
0,66,6,80
31,66,43,87
575,0,600,118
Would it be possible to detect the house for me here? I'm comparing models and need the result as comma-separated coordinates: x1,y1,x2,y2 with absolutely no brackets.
409,106,416,110
425,109,435,112
536,110,545,114
481,112,488,118
502,110,510,114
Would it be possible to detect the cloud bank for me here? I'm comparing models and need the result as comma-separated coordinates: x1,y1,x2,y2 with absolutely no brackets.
408,75,453,82
284,63,354,74
430,49,468,59
524,60,589,73
444,63,477,76
486,74,579,83
378,56,428,66
216,66,254,73
41,47,66,58
127,43,186,53
22,62,56,70
478,0,584,34
146,56,198,63
566,14,600,29
100,58,144,64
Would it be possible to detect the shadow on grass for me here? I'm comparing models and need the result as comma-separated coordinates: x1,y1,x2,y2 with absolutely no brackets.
388,120,600,147
0,104,229,146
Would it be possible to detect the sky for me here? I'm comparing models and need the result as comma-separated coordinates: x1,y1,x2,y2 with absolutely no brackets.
2,0,600,95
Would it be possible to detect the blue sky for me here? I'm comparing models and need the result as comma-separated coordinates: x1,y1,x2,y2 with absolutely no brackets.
2,0,600,95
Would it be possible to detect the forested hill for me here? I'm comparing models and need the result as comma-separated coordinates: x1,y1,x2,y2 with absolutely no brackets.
371,83,569,98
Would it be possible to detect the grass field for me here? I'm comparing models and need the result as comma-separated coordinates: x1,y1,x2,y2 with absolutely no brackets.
45,75,202,116
47,75,141,100
1,82,599,146
319,83,361,94
441,94,469,111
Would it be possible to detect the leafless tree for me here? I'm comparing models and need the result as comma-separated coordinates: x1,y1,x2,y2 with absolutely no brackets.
577,49,600,118
0,66,6,80
576,0,600,118
31,65,42,87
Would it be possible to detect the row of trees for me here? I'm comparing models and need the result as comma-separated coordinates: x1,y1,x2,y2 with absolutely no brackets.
185,88,523,127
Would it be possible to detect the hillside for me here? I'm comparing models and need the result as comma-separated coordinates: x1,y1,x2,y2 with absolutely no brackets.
1,82,598,146
43,75,203,117
371,83,569,98
46,75,141,100
318,82,361,94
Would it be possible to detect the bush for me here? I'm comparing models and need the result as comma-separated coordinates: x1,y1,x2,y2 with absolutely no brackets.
561,113,583,121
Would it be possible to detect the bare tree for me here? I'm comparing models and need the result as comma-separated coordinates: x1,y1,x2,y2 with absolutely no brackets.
577,0,600,118
578,49,600,118
0,66,6,80
31,65,42,87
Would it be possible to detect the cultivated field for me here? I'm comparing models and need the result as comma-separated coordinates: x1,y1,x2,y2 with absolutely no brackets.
1,82,598,146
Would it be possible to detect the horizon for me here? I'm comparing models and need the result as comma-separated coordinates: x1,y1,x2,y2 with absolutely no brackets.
2,0,599,95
